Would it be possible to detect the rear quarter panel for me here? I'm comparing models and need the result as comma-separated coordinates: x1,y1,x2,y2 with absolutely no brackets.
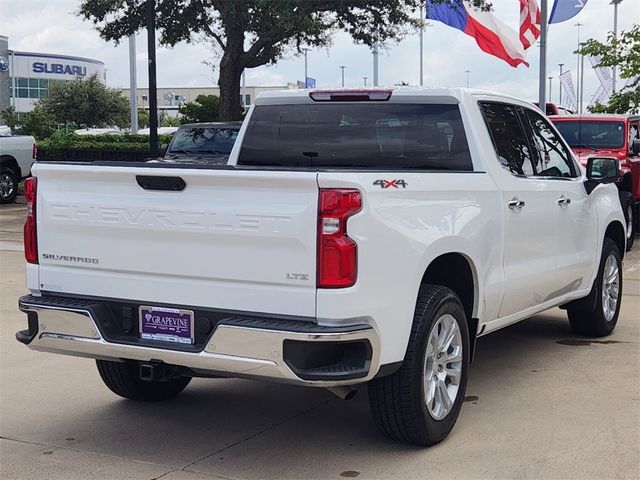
317,171,503,365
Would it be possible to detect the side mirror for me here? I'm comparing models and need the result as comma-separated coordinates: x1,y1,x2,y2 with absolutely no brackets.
631,138,640,156
585,157,620,194
160,143,169,156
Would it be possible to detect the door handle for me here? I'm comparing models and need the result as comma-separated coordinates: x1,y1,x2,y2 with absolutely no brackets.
557,196,571,206
508,198,525,209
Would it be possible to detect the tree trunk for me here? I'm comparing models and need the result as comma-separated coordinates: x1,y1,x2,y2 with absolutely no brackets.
218,39,244,121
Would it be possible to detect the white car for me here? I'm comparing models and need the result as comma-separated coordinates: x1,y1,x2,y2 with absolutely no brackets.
16,88,626,446
74,128,124,135
0,133,36,203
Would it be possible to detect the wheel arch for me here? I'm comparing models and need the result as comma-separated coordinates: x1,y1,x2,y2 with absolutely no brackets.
419,252,478,321
418,252,480,361
605,220,626,260
0,155,22,179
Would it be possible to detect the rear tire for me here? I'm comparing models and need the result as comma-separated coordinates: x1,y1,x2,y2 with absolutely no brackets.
0,166,18,204
96,360,191,402
567,238,622,337
619,191,635,251
368,285,470,446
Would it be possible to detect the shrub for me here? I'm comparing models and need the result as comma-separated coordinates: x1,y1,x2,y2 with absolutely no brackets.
37,132,174,161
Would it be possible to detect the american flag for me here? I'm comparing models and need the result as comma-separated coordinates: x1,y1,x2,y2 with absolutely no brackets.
520,0,541,50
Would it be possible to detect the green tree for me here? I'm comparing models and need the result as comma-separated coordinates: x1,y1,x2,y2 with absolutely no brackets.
0,105,56,140
160,114,182,127
78,0,489,121
579,24,640,114
137,107,149,128
39,74,130,128
178,95,220,123
0,106,19,131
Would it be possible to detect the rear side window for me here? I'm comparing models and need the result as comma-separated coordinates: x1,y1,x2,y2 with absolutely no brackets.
238,103,473,170
480,102,534,176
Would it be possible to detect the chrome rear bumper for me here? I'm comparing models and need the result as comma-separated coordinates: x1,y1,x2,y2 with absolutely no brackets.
17,295,380,387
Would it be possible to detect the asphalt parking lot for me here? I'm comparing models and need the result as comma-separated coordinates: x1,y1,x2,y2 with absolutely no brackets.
1,200,639,480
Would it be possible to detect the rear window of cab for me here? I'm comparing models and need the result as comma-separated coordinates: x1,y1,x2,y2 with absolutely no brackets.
238,103,473,170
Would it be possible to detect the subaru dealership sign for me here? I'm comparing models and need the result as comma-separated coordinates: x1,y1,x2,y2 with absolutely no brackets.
32,62,87,76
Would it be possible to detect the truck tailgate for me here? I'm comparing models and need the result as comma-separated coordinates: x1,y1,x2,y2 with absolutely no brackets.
34,164,319,317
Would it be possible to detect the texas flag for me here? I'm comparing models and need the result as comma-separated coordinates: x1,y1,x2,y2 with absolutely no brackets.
426,0,540,68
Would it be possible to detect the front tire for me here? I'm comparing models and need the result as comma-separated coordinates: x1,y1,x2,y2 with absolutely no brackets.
0,166,18,204
368,285,470,446
567,238,622,337
96,360,191,402
619,191,635,251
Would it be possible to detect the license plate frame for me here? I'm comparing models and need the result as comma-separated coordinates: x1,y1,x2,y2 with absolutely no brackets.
139,306,195,345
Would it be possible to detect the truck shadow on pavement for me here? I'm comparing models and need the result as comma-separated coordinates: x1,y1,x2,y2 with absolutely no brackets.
32,311,629,476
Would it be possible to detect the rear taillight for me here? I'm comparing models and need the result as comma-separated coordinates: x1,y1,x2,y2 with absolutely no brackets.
317,189,361,288
23,177,38,264
32,143,37,159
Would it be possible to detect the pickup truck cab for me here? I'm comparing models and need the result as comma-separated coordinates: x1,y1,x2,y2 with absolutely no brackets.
551,114,640,249
16,88,626,446
0,133,37,203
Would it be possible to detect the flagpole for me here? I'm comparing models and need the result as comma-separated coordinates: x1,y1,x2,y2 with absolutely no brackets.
419,5,424,86
558,63,564,105
575,22,583,111
611,0,622,93
538,0,548,112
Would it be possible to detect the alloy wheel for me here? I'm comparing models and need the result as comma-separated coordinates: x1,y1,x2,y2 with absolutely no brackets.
423,313,463,420
0,173,15,200
601,254,620,322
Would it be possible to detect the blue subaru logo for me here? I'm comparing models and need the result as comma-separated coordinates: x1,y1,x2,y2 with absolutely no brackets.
0,56,8,72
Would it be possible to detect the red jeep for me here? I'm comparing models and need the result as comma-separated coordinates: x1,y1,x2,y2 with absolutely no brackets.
552,114,640,250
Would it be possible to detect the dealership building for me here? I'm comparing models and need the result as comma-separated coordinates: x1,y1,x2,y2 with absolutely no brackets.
0,35,106,114
121,84,299,117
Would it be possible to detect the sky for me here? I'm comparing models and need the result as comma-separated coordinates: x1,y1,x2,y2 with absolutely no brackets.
1,0,638,106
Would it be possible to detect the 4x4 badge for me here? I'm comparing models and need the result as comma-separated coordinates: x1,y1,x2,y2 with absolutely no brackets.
373,179,408,189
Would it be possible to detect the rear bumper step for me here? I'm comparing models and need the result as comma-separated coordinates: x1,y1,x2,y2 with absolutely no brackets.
17,295,380,386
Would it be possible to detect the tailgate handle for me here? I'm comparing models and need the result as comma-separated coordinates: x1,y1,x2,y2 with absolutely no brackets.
136,175,186,191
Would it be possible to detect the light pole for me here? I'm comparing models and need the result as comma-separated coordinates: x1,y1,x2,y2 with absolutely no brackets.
579,43,586,114
339,65,346,87
302,47,309,87
548,76,553,103
464,70,471,88
128,35,138,134
611,0,623,93
373,30,379,87
558,63,564,105
242,70,246,107
363,76,368,86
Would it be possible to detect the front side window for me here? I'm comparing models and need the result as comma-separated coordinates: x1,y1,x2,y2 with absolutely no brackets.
524,109,577,178
238,103,473,170
480,102,534,176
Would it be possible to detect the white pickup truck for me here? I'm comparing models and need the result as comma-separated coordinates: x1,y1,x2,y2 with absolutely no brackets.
16,88,626,446
0,133,37,203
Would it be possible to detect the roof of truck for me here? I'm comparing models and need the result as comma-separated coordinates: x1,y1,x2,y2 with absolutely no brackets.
254,87,530,105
